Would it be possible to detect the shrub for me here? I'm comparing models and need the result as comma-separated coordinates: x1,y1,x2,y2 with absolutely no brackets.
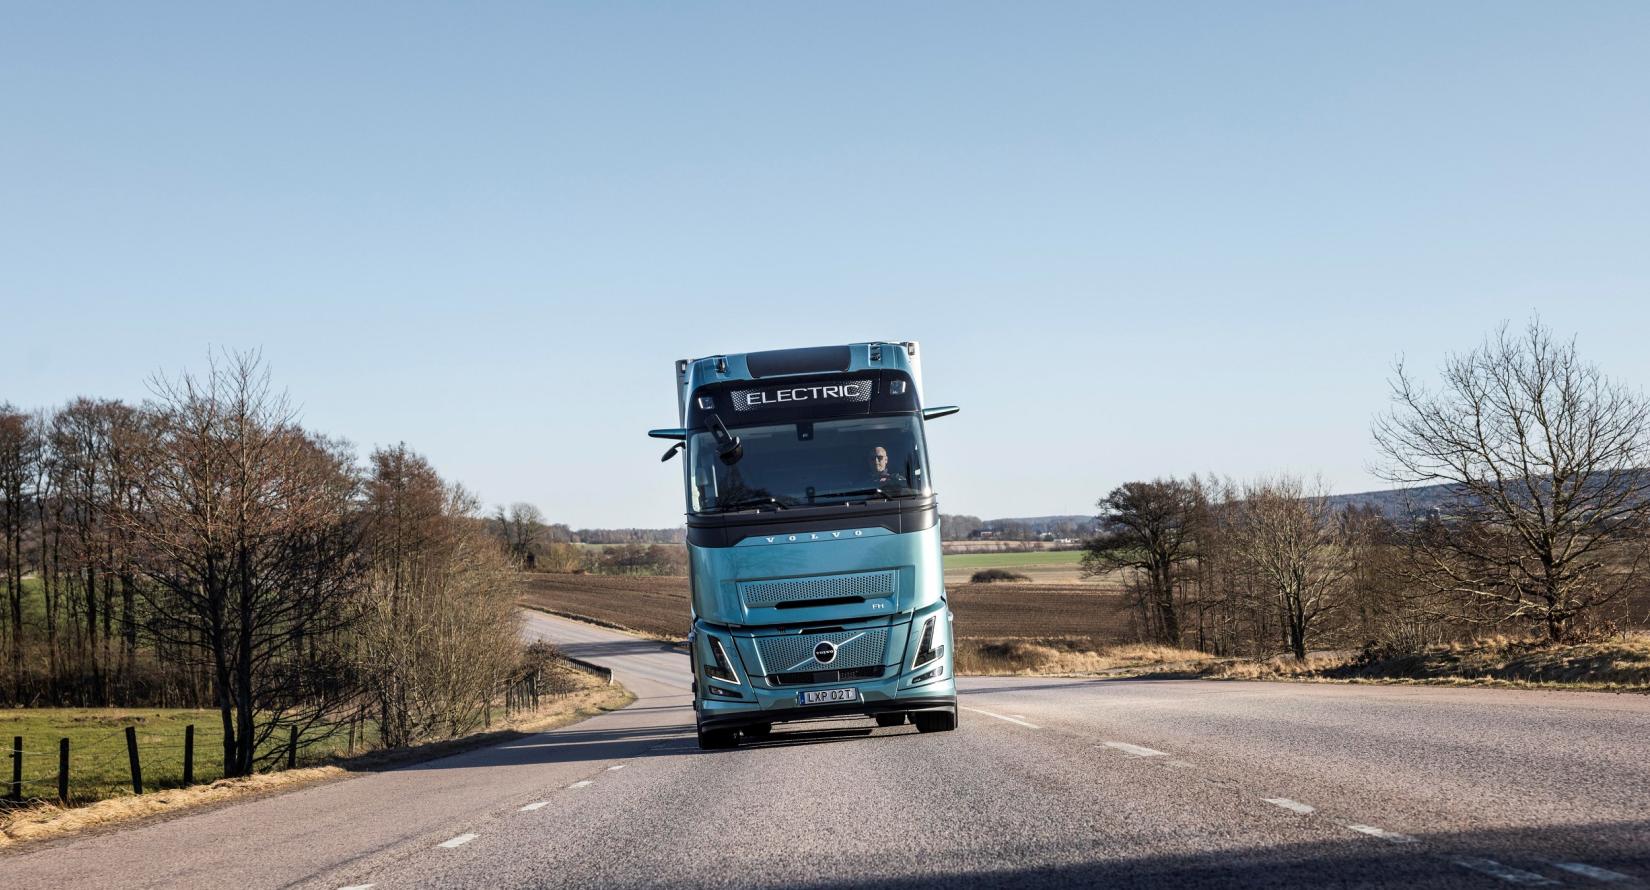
971,568,1032,583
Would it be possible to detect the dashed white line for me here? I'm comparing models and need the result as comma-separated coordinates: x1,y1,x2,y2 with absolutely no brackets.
1552,862,1637,884
960,706,1040,729
606,764,626,771
1103,741,1168,758
437,833,478,849
519,801,549,811
1346,824,1418,844
1262,797,1316,815
339,885,375,890
1452,858,1559,885
568,780,593,789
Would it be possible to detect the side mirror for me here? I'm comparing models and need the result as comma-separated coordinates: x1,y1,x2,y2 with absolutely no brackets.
661,442,684,462
922,406,960,420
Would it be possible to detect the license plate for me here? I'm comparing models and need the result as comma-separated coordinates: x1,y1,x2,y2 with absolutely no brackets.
798,687,860,706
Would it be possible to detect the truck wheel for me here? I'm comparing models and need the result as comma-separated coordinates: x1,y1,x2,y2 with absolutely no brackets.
697,726,739,749
913,710,957,733
874,713,907,727
742,723,773,738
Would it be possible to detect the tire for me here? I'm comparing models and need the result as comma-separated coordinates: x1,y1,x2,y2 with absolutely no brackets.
742,722,773,738
697,725,739,749
874,713,907,727
913,710,957,733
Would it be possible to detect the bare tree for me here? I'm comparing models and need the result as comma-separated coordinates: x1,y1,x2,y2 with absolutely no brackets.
0,403,42,700
1219,475,1347,660
124,352,362,774
1082,478,1207,646
1374,319,1650,641
494,502,546,567
363,445,520,747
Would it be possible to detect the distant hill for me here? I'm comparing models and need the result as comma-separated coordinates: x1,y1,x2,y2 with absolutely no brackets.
1326,483,1461,520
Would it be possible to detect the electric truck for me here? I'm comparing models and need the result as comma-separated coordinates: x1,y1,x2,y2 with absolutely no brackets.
650,342,960,749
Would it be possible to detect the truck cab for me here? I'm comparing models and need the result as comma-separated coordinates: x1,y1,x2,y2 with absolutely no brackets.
650,342,960,749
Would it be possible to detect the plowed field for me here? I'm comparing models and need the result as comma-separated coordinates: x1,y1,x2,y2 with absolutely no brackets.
518,573,1134,643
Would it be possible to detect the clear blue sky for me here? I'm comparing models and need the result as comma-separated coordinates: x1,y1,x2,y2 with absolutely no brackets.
4,3,1648,528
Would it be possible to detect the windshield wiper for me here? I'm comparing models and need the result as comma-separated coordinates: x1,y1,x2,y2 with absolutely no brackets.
715,496,788,513
810,488,892,504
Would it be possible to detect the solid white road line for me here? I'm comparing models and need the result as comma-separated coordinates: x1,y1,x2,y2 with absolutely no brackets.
606,764,626,771
1452,858,1560,885
960,706,1040,729
1103,741,1168,758
437,834,478,849
1346,824,1418,844
568,780,593,789
1552,862,1638,883
1262,798,1316,815
519,801,549,812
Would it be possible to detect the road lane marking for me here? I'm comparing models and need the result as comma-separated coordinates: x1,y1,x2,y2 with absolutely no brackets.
1104,741,1168,758
960,706,1040,728
519,801,549,811
1347,824,1417,843
438,833,478,848
568,780,593,789
1452,858,1560,885
606,764,626,771
1262,798,1316,815
339,885,375,889
1552,862,1637,883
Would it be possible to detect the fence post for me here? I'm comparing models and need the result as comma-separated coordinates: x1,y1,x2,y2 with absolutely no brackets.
9,735,21,801
58,738,69,804
125,726,143,795
286,725,297,771
183,725,195,785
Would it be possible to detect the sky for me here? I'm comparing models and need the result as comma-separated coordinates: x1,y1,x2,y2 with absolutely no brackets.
3,2,1649,528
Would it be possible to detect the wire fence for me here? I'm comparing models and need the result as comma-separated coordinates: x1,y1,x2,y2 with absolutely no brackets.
5,661,598,809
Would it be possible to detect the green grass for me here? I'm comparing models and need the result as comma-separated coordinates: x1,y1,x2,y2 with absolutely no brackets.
1,708,357,804
943,550,1085,570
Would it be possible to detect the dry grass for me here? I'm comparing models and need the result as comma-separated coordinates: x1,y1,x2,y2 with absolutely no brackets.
955,633,1650,693
955,637,1223,677
1219,636,1650,692
0,675,632,848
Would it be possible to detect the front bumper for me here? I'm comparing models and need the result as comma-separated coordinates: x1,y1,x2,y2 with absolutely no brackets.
698,691,957,732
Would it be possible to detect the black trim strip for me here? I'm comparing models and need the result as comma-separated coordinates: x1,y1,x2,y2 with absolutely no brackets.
698,696,957,732
685,495,938,547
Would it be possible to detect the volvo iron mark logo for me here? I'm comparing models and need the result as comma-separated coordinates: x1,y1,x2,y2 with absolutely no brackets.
814,641,837,664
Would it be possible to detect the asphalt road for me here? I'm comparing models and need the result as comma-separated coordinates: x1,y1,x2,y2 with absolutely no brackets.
10,611,1649,889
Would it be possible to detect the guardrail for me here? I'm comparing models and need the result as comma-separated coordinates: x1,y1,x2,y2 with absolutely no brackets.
564,656,614,685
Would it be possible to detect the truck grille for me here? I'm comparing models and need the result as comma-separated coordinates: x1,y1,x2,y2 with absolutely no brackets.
754,628,889,674
739,570,898,608
769,666,885,687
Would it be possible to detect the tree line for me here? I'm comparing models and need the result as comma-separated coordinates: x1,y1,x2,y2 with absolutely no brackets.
0,353,527,775
1085,320,1650,657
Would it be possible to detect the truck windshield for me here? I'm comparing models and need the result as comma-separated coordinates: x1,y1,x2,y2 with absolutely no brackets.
688,415,931,513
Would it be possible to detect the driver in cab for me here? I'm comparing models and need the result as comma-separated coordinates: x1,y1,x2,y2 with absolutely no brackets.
871,445,906,488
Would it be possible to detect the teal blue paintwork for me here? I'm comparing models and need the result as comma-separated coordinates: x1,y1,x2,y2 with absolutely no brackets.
690,524,942,626
665,342,957,729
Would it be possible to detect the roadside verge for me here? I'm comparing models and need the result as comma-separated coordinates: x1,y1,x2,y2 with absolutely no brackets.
1,674,633,849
